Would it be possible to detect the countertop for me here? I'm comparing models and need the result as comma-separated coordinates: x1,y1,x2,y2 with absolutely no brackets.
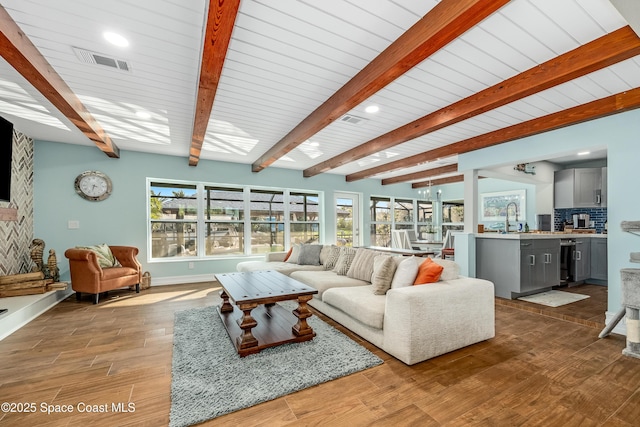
475,232,608,240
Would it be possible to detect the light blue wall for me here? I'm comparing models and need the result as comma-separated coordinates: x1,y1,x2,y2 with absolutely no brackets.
434,178,537,230
458,108,640,313
33,141,421,282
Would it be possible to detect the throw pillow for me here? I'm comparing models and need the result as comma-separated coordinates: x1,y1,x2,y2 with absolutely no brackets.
298,244,323,265
319,245,331,265
431,258,460,281
283,247,293,262
372,255,397,295
76,243,120,269
332,247,357,276
414,258,444,285
390,256,420,289
347,248,378,282
323,245,341,270
285,244,302,264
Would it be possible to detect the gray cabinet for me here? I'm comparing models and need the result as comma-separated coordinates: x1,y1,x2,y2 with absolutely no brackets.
477,238,560,299
590,238,607,281
554,168,604,208
574,238,591,282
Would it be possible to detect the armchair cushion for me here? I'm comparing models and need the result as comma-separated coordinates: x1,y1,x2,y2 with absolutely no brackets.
75,243,120,268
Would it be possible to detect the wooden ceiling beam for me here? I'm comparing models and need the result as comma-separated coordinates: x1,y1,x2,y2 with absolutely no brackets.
350,86,640,182
0,6,119,157
381,163,458,185
413,175,465,188
312,26,640,179
251,0,509,173
189,0,241,166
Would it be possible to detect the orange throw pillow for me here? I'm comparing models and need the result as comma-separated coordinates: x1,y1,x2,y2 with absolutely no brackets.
413,258,444,285
283,247,293,262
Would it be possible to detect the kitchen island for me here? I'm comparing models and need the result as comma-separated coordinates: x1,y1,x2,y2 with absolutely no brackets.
476,233,607,299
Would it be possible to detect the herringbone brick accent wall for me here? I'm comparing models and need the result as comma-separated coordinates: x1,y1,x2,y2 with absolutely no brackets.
0,129,34,275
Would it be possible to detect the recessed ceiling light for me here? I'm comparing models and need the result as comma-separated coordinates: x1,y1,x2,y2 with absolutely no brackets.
577,151,590,156
136,111,151,119
365,105,379,114
103,31,129,47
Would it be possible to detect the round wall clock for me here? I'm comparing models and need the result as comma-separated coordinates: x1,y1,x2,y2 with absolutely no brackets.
74,170,112,201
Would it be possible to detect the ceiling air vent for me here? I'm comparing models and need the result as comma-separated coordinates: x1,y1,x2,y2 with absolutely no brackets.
73,47,132,72
340,114,368,125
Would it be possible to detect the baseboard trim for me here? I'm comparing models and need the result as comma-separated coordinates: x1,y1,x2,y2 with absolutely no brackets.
151,274,216,286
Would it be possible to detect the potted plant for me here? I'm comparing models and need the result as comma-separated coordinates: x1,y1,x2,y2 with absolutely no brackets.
423,224,436,242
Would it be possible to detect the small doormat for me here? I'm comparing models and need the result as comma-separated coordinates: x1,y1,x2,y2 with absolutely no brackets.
518,290,590,307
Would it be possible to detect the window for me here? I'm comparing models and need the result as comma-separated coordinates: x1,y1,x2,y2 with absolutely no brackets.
150,183,197,258
204,186,244,256
417,200,434,238
369,196,436,246
393,199,414,229
370,196,391,247
442,200,464,236
250,189,285,254
148,180,321,260
290,192,320,246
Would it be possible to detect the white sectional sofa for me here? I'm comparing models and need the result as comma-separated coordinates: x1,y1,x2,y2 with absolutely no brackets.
236,245,495,365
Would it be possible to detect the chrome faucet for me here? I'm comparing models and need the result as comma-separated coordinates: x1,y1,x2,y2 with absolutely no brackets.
505,202,519,233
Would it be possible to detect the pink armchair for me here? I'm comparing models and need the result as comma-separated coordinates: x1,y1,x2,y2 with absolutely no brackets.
65,246,142,304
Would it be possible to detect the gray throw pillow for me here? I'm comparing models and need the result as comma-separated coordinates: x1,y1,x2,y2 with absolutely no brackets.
372,255,397,295
298,244,323,265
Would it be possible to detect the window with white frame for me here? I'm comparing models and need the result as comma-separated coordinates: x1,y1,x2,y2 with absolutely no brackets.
369,195,434,246
148,180,321,260
370,196,391,247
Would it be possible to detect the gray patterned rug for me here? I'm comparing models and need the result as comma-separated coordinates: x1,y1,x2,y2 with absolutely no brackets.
169,303,383,427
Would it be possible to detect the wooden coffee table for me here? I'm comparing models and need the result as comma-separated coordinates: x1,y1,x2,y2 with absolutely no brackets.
214,270,319,357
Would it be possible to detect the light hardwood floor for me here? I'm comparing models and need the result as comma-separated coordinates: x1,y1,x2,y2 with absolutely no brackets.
0,282,638,426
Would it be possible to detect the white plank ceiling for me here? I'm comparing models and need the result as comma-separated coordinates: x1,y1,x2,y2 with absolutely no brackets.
0,0,636,184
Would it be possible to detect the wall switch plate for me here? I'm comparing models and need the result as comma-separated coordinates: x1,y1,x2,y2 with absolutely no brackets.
68,220,80,229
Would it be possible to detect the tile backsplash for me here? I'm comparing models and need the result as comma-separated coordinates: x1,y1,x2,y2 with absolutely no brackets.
554,207,607,233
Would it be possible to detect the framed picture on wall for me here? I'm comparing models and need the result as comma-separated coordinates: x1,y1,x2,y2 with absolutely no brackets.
481,189,526,221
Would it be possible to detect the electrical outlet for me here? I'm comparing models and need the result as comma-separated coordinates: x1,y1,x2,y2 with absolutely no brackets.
68,220,80,229
188,262,194,269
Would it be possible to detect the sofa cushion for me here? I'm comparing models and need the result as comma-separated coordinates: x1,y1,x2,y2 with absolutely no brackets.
102,266,138,280
371,255,396,295
333,247,357,275
298,244,323,265
431,258,460,281
236,261,323,276
290,270,369,298
322,285,386,329
323,245,341,270
390,256,420,289
414,258,444,284
347,248,378,282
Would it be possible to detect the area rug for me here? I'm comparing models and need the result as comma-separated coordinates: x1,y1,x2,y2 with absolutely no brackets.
169,303,383,427
517,290,590,307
